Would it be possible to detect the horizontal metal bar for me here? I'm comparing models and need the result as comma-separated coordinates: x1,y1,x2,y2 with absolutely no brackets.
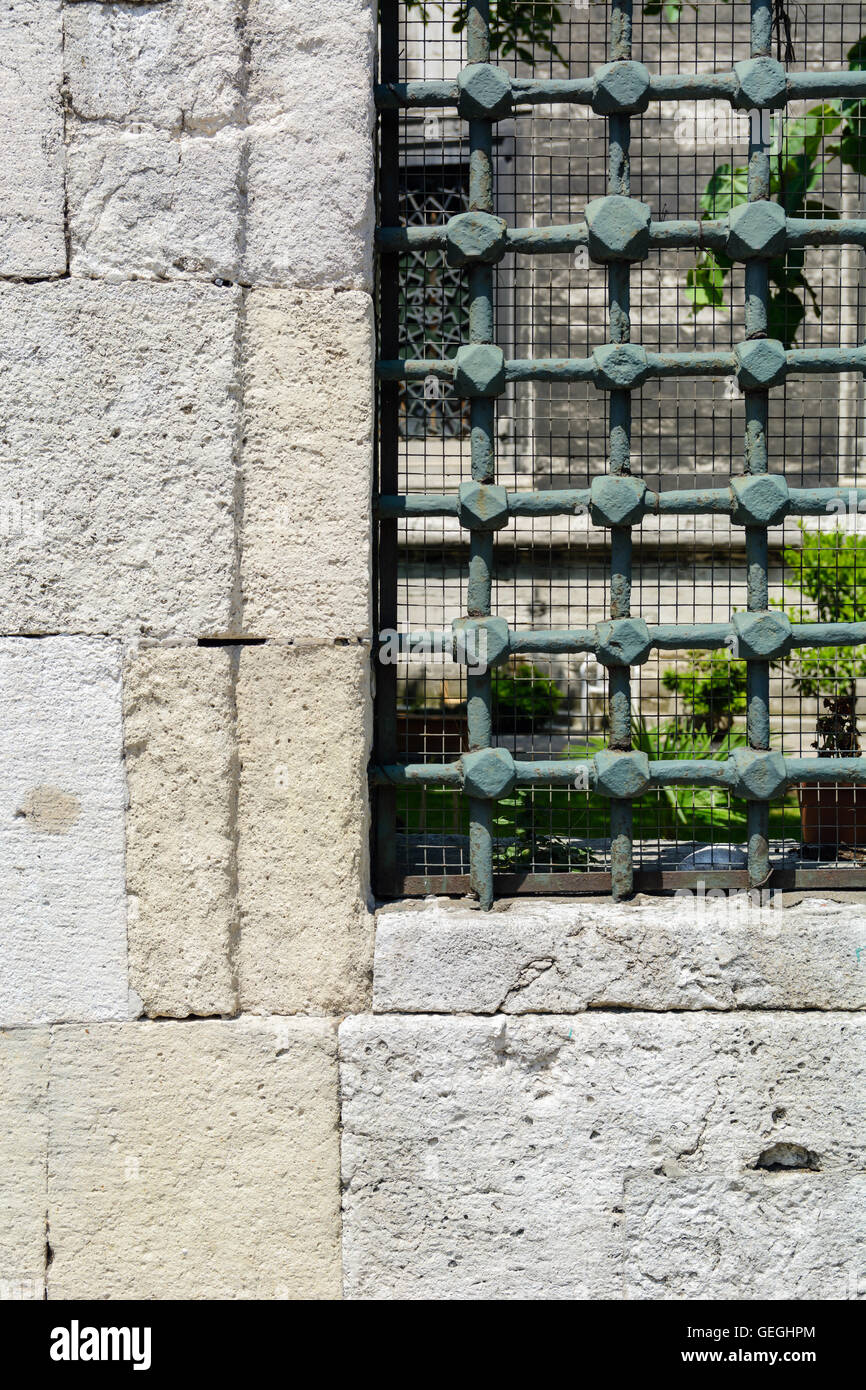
375,69,866,112
379,618,866,661
376,484,866,523
377,216,866,258
377,347,866,386
382,869,866,897
372,754,866,796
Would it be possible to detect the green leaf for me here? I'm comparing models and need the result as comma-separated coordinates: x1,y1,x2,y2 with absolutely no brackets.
686,251,728,313
700,163,749,218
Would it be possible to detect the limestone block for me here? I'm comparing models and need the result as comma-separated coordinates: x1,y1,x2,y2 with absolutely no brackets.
63,0,243,132
624,1175,866,1300
373,896,866,1014
237,643,373,1014
0,281,239,636
0,1029,49,1300
47,1019,341,1299
339,1014,865,1298
244,0,375,289
123,645,235,1018
68,129,243,282
0,639,128,1026
241,289,373,638
0,0,65,276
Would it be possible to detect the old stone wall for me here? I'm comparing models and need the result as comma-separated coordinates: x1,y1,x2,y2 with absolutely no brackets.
1,0,864,1302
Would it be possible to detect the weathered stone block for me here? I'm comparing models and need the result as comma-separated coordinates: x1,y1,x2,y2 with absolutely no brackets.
373,897,866,1014
47,1019,341,1299
236,643,373,1014
0,281,238,637
244,0,375,289
0,639,128,1026
123,645,236,1019
64,0,243,131
0,1029,49,1300
68,129,243,282
0,0,65,276
624,1175,864,1300
241,288,374,639
340,1013,864,1298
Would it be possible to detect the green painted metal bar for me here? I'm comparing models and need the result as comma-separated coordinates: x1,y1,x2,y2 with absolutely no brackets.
377,215,866,257
375,69,866,111
744,0,773,889
371,754,866,794
464,0,496,910
605,0,636,901
378,345,866,386
377,483,866,522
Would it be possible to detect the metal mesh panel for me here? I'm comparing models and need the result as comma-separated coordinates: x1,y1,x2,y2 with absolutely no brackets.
374,0,866,902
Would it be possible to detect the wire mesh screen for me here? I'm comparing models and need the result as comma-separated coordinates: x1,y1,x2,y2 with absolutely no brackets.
375,0,866,895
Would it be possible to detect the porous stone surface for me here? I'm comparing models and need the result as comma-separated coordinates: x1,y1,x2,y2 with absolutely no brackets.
68,129,243,282
0,281,239,636
64,0,375,290
236,643,373,1014
0,1029,49,1300
0,639,128,1026
0,0,65,276
241,289,373,638
340,1013,865,1299
373,896,866,1014
123,645,236,1018
47,1019,341,1299
244,0,375,290
64,0,244,131
624,1174,866,1300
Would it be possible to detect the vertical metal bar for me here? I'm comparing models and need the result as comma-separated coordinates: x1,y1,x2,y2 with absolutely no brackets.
374,0,400,892
465,0,496,908
744,0,773,887
607,0,635,900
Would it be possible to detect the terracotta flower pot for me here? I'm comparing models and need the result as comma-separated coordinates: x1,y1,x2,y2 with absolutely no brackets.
798,783,866,847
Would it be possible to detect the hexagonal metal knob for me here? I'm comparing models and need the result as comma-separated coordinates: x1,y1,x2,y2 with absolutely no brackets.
593,749,651,800
457,63,512,120
731,610,793,661
452,616,510,670
731,747,788,802
585,196,652,263
589,474,649,527
454,343,506,397
735,338,787,391
595,617,653,668
457,481,509,531
734,56,788,110
727,201,787,261
592,60,652,114
445,211,508,266
730,473,790,527
462,747,517,800
592,343,650,392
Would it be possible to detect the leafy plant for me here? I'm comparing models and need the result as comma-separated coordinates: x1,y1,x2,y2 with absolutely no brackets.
688,38,866,346
780,523,866,754
493,787,587,868
491,660,564,729
403,0,566,65
632,714,747,833
661,649,748,742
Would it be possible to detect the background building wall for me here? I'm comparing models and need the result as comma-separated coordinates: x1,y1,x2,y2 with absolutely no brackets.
0,0,863,1301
